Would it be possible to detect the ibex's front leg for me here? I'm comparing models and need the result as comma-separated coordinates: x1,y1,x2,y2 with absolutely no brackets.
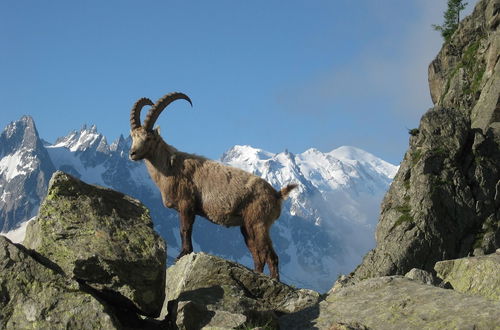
177,205,195,260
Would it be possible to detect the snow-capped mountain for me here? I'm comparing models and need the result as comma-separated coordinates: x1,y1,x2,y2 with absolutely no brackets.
0,116,55,232
221,145,397,290
0,116,398,292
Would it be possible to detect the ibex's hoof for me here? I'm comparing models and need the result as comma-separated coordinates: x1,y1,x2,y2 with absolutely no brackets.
176,250,191,261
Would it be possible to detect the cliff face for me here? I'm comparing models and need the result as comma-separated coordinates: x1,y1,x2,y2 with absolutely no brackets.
352,0,500,280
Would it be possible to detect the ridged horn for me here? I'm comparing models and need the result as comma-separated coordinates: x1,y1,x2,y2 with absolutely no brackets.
143,92,193,130
130,97,154,130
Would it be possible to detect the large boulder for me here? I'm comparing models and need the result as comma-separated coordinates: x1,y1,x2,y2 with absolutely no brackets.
162,252,319,329
435,250,500,301
0,236,120,329
281,276,500,329
23,171,166,317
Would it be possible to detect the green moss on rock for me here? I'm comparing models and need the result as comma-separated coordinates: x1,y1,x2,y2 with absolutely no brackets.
435,252,500,301
23,171,166,317
0,236,121,329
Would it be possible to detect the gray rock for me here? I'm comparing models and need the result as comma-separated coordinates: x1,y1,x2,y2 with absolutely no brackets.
281,276,500,329
0,236,120,329
162,252,319,329
351,0,500,282
435,252,500,301
404,268,440,286
23,171,166,317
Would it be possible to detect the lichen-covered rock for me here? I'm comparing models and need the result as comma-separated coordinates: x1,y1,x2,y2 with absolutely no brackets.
404,268,441,286
0,236,120,329
162,252,319,329
428,0,499,110
280,276,500,329
351,0,500,282
23,171,166,317
435,251,500,301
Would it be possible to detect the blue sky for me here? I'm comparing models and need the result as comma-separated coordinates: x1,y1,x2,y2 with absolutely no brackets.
0,0,477,164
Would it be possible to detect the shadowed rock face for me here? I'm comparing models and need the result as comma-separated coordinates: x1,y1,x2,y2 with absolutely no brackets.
23,171,166,317
0,236,121,329
351,0,500,281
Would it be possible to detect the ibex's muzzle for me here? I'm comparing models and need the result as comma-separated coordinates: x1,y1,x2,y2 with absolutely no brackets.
129,151,138,161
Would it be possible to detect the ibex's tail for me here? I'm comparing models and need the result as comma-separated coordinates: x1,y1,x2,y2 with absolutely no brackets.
278,184,298,200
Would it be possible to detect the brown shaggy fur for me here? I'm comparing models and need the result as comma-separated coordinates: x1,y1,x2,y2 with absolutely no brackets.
130,109,296,280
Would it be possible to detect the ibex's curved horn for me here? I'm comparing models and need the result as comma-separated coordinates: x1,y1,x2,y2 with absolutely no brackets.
130,97,154,130
143,92,192,130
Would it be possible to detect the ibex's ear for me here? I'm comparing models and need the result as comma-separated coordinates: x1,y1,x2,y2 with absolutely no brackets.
154,126,161,135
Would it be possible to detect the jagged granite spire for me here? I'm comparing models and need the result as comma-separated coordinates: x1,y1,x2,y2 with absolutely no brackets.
0,116,55,232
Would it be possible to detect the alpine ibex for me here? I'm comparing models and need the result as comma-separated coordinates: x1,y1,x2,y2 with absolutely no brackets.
128,92,297,280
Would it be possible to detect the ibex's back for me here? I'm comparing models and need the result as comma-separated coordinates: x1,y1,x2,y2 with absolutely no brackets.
128,92,297,280
192,159,284,226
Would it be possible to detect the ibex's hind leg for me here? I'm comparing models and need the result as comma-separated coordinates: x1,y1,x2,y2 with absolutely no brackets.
268,248,280,280
177,207,195,260
242,223,266,273
260,230,280,281
241,225,261,272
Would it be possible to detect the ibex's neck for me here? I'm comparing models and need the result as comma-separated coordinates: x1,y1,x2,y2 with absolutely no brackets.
144,136,177,178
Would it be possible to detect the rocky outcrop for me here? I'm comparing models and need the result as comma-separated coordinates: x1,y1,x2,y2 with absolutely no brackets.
435,249,500,301
281,275,500,330
0,236,120,329
404,268,443,286
163,253,320,329
351,0,500,281
23,171,167,317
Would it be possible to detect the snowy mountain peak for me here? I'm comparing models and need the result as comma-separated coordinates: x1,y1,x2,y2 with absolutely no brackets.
0,116,55,232
221,145,274,162
52,124,107,153
329,146,398,179
0,116,39,154
110,134,131,155
221,145,397,194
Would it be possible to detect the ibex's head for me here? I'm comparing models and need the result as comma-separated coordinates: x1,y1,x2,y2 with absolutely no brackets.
129,92,192,161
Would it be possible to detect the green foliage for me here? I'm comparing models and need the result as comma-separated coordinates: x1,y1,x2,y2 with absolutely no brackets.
432,0,468,42
395,213,413,227
441,39,485,101
408,128,419,136
462,41,486,95
403,179,411,190
392,203,414,230
411,149,423,166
